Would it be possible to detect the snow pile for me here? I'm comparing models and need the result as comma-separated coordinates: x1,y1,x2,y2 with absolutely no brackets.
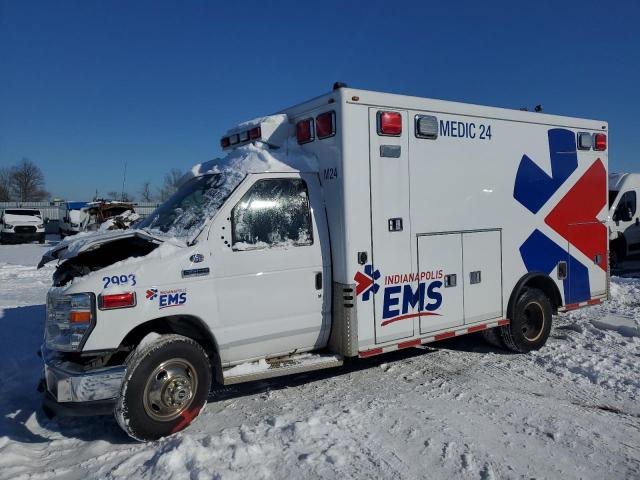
98,210,142,232
592,313,639,337
531,277,640,396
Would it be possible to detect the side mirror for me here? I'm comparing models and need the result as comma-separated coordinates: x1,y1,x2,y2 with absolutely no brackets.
623,208,634,222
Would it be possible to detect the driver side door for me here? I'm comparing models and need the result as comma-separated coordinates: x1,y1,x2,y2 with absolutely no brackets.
210,173,330,364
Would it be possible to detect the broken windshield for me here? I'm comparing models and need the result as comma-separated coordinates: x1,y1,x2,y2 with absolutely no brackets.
137,173,232,239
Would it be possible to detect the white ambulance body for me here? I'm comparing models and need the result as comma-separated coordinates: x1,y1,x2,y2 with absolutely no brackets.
39,86,609,440
608,172,640,263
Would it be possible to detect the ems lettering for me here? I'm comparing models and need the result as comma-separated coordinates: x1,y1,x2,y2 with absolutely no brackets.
159,292,187,309
382,280,443,319
439,120,492,140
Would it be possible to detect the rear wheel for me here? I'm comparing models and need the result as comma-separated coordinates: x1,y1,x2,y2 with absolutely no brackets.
501,288,552,353
115,334,211,441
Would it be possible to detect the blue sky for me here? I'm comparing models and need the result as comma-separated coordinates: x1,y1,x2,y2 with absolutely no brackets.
1,0,638,200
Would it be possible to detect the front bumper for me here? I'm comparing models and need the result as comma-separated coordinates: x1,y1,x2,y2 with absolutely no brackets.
1,231,44,243
42,348,125,405
42,391,116,417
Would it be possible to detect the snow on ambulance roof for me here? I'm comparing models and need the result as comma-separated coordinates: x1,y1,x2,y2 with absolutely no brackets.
231,113,288,133
184,117,318,187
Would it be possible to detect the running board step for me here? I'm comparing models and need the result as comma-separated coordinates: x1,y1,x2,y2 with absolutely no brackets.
222,353,344,385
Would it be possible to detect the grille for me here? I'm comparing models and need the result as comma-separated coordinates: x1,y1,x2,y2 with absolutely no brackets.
15,226,36,234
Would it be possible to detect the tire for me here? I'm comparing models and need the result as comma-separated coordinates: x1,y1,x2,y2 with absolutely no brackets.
115,334,211,441
481,327,506,349
500,288,552,353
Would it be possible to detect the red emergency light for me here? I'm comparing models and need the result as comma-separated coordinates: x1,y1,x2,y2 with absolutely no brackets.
296,118,314,144
249,126,261,140
594,133,607,151
378,111,402,136
316,111,335,139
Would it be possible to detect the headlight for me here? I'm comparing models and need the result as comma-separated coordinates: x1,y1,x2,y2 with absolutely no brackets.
45,292,95,351
4,224,13,229
37,224,44,229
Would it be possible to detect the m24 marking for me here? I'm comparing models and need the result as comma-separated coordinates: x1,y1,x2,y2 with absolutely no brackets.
323,167,338,181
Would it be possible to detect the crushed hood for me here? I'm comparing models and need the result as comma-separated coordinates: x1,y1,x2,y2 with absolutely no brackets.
38,229,169,268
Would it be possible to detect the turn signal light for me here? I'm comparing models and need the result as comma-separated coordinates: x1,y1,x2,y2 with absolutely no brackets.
594,133,607,151
99,292,136,310
378,111,402,136
69,311,92,323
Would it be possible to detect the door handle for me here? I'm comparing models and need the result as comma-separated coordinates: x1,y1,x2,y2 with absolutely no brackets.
315,272,323,290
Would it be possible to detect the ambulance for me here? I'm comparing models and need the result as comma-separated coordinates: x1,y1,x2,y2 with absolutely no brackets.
38,85,609,441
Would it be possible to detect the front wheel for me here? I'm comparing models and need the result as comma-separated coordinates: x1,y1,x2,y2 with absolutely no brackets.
115,334,211,441
500,288,552,353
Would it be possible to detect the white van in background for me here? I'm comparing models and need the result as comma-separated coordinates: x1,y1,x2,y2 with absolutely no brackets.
609,173,640,264
0,208,46,244
59,202,88,237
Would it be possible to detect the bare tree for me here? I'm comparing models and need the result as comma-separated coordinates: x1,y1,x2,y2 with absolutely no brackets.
139,182,154,202
10,158,48,201
158,168,183,201
0,168,10,201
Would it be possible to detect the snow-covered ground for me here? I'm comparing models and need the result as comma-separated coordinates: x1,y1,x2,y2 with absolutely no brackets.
0,242,639,479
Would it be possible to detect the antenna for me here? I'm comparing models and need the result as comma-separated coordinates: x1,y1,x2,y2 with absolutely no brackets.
121,160,128,201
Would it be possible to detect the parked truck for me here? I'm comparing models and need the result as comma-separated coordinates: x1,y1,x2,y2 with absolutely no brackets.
38,85,609,441
59,202,88,237
608,173,640,265
0,208,46,244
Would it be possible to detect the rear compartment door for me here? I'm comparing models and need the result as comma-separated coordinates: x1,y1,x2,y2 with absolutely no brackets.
417,233,464,334
368,108,414,344
568,223,607,299
462,230,503,323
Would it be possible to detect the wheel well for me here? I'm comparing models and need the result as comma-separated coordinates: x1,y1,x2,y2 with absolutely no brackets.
119,315,222,381
508,272,562,318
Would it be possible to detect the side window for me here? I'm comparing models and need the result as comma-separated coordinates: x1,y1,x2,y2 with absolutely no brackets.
615,191,637,221
231,178,313,250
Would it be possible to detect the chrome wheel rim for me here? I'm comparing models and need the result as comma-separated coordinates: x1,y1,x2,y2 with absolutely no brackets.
143,358,198,422
522,301,545,342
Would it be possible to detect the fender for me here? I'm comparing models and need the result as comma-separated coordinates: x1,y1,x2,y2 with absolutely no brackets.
507,272,562,319
119,314,223,381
